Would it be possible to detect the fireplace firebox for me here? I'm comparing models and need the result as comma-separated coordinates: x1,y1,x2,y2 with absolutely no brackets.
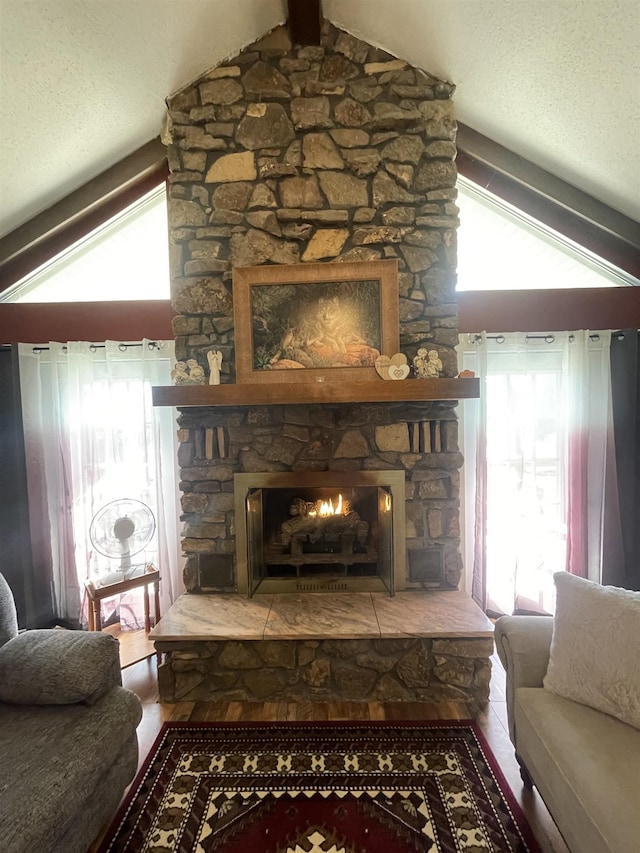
234,471,406,596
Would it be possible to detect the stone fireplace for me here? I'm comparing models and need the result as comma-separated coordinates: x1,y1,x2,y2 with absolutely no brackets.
163,20,466,598
150,18,493,709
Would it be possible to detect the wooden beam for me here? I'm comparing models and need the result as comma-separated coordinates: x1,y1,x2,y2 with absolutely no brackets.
0,139,168,293
3,288,636,346
152,377,479,408
458,287,640,334
287,0,322,45
457,124,640,279
0,301,176,345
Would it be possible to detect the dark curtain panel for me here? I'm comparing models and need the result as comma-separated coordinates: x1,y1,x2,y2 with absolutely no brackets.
0,345,55,626
606,331,640,590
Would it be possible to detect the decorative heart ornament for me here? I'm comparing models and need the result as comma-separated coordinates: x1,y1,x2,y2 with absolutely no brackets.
389,353,408,368
390,364,410,380
376,353,409,380
375,355,391,379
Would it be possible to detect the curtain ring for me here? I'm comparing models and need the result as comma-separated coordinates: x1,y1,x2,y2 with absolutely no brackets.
148,341,158,350
569,334,575,342
545,335,555,343
119,343,127,352
89,344,98,352
495,335,505,344
590,333,600,342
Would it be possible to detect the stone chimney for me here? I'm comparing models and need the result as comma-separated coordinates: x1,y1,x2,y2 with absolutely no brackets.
164,20,464,594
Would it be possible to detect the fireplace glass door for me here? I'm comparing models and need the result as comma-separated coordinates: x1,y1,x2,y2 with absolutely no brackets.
244,484,394,596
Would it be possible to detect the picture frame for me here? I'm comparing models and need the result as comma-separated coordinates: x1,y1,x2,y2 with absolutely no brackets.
233,259,399,385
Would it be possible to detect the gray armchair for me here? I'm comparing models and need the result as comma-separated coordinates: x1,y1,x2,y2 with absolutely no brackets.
0,572,142,853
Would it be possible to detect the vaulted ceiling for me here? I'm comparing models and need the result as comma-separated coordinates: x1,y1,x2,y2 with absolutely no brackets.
0,0,638,240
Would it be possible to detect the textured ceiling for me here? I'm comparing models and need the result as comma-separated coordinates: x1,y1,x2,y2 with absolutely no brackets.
0,0,639,240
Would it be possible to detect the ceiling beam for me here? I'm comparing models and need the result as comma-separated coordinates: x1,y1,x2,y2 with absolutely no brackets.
287,0,322,46
1,120,636,299
456,124,640,280
0,139,168,293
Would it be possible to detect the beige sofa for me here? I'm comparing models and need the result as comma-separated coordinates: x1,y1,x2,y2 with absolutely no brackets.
495,573,640,853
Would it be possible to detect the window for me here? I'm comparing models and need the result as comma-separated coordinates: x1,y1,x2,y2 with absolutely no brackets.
18,340,181,624
456,176,633,291
460,332,613,615
455,175,627,612
485,347,566,614
1,184,170,303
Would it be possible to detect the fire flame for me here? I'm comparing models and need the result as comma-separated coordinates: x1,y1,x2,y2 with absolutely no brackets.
309,494,344,518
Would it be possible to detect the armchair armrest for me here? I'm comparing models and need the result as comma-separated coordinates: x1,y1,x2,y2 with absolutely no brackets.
494,615,554,743
0,629,121,706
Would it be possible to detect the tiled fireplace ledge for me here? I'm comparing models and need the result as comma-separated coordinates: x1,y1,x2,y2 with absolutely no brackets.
151,591,493,710
151,377,480,408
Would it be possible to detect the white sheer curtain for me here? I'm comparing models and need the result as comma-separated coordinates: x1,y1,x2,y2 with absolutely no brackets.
18,340,181,625
460,331,613,615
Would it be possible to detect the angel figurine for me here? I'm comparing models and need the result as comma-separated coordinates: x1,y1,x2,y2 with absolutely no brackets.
207,350,223,385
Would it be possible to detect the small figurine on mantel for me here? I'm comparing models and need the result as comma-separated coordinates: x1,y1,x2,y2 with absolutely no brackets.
171,359,206,385
186,359,205,384
171,361,190,385
413,348,443,378
207,350,223,385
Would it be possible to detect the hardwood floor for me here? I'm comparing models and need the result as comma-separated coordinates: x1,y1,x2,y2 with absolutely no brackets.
91,633,570,853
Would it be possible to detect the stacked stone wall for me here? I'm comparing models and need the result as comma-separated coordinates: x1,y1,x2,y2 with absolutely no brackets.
155,636,492,711
165,20,463,591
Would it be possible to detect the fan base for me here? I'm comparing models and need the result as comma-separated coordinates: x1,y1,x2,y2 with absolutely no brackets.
97,565,146,587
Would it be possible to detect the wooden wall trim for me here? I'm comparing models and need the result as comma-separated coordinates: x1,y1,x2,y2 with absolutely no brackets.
0,301,176,345
1,290,635,347
459,287,640,334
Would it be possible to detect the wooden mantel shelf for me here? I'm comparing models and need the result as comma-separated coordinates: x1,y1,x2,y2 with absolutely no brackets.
152,377,479,408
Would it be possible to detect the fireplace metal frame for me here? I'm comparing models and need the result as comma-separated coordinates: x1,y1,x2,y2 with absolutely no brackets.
234,470,406,597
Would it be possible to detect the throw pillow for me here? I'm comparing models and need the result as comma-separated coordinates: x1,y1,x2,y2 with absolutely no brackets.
0,629,120,705
0,573,18,647
543,572,640,730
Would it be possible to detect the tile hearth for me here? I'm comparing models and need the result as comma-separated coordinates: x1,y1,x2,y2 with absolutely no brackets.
150,591,493,641
151,592,493,711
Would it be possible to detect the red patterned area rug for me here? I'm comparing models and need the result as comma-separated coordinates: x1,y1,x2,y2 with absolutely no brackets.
98,721,540,852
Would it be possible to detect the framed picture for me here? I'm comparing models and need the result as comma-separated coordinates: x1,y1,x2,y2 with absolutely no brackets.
233,259,399,384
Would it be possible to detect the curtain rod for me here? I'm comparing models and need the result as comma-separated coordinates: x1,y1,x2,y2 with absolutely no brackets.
30,341,162,354
478,331,628,344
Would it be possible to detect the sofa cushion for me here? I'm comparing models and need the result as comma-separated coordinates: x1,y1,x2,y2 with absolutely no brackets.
0,629,120,705
543,572,640,729
515,686,640,853
0,687,142,853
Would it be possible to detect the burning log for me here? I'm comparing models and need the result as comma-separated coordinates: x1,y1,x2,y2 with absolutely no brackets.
280,495,369,547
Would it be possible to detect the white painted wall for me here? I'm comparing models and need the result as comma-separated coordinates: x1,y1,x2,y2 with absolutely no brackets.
0,0,287,235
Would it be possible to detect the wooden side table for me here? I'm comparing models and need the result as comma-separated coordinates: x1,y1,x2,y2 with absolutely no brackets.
85,565,160,633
